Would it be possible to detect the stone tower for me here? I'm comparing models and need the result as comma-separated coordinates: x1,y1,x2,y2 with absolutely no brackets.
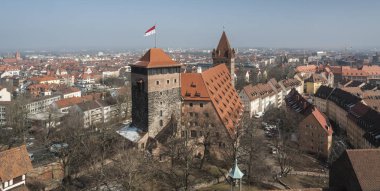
212,31,236,85
131,48,181,138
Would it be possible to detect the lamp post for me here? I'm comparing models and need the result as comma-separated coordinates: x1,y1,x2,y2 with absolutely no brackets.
228,158,244,191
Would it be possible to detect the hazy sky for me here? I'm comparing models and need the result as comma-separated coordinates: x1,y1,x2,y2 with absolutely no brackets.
1,0,380,50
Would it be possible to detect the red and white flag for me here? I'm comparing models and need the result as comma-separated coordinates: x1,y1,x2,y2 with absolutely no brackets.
144,25,156,36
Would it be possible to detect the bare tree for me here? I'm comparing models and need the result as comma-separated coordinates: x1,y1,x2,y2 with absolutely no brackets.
4,95,30,147
239,116,271,184
48,110,87,191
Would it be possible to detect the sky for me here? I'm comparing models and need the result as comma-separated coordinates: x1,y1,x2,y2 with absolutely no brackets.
1,0,380,50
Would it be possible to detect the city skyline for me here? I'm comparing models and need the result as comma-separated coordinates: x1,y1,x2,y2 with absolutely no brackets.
1,0,380,50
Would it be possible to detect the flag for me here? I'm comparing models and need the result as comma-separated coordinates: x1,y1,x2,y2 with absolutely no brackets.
144,25,156,36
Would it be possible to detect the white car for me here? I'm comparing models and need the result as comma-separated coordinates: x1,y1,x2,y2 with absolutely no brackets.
49,143,68,153
28,153,34,161
254,112,264,118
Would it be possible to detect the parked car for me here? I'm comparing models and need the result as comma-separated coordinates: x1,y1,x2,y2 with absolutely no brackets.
49,143,68,153
28,153,34,161
254,112,264,119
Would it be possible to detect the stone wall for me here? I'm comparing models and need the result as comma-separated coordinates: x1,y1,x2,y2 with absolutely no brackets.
181,100,233,159
131,72,149,132
148,87,181,137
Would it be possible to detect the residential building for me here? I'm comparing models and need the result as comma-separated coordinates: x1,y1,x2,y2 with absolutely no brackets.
329,65,380,85
27,84,52,97
278,78,303,98
0,66,20,78
0,86,11,102
239,78,302,117
102,68,120,78
347,102,380,149
30,76,60,85
51,96,92,113
96,98,122,123
24,95,61,114
305,74,328,95
314,86,361,130
0,145,33,191
314,86,380,149
76,73,100,91
239,82,277,117
56,86,81,99
330,149,380,191
74,100,103,128
285,89,333,159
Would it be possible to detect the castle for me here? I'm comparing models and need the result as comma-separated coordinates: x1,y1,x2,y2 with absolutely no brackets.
129,32,242,152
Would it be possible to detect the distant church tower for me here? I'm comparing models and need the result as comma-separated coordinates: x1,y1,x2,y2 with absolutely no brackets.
131,48,181,138
212,31,236,85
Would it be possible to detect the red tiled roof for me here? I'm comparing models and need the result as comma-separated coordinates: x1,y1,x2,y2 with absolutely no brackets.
30,76,58,83
0,65,20,72
242,83,275,101
55,96,91,109
346,149,380,190
133,48,180,68
0,145,33,181
202,64,243,135
295,65,318,73
1,58,18,63
181,73,210,101
58,86,80,94
311,108,333,135
329,65,342,74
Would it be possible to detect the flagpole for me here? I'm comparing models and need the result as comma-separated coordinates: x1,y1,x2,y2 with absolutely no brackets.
154,24,157,48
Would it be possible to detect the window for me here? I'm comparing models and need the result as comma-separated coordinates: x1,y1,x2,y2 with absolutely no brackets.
160,110,163,116
190,112,194,117
195,113,199,117
13,176,22,184
174,79,177,83
200,103,203,107
191,130,197,138
160,102,163,105
160,92,163,95
160,120,163,126
216,132,220,138
205,113,209,117
190,103,193,107
167,80,170,84
156,81,160,85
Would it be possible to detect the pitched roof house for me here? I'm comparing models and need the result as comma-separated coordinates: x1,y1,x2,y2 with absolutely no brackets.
0,145,33,191
330,149,380,191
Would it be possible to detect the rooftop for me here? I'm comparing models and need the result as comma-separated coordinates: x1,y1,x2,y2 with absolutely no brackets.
345,149,380,190
201,64,243,136
0,145,33,181
133,48,180,68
